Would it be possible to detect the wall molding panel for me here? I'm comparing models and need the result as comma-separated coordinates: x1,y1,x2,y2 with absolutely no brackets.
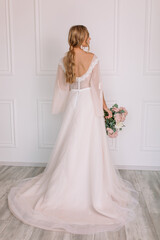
0,99,16,147
0,0,13,75
140,100,160,151
143,0,160,76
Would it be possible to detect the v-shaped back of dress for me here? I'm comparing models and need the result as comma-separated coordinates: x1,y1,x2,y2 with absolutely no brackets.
59,54,99,90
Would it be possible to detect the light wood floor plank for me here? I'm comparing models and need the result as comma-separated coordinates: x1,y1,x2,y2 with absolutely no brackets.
71,233,94,240
120,170,159,240
0,219,12,235
0,167,43,200
0,166,24,182
0,166,10,175
135,170,160,240
0,195,12,221
28,227,69,240
94,228,127,240
0,215,34,240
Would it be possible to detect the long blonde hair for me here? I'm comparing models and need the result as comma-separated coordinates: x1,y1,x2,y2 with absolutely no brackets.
63,25,90,84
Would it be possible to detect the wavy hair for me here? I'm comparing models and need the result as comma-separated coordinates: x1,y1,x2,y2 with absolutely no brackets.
63,25,90,84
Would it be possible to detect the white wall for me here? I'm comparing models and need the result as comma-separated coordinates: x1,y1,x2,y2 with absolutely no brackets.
0,0,160,169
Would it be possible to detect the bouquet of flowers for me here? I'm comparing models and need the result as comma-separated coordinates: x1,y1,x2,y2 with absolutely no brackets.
104,103,128,138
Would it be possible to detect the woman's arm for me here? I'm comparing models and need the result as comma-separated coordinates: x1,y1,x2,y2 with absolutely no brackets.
102,92,112,118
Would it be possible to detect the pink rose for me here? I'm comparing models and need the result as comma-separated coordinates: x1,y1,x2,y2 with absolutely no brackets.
119,107,128,116
107,127,114,134
114,113,122,123
108,130,118,138
121,113,126,122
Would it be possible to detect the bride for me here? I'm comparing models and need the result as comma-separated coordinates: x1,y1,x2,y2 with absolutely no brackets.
8,25,139,235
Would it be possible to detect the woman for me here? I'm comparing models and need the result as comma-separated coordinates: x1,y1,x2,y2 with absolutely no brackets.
8,25,139,235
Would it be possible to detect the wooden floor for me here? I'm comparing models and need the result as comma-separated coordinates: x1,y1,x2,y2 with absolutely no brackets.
0,166,160,240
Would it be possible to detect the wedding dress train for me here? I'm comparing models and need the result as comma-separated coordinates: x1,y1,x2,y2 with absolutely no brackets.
8,54,139,235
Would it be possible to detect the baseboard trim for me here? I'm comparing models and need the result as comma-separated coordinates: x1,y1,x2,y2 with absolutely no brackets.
0,161,160,171
0,161,47,167
115,165,160,171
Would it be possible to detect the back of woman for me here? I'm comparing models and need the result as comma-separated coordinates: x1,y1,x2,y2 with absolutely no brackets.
8,24,140,235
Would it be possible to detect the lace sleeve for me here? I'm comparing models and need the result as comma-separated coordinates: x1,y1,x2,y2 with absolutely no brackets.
51,61,69,114
90,58,104,117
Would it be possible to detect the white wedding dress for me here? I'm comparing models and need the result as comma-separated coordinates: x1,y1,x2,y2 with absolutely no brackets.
8,53,140,235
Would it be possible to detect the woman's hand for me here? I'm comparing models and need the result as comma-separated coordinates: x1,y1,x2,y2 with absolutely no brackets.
103,106,112,119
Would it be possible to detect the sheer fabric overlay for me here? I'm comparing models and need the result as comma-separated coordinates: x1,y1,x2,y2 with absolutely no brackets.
8,53,140,235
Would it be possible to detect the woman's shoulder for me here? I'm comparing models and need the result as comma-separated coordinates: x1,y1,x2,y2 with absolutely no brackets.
58,51,99,71
62,51,98,59
85,51,98,60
